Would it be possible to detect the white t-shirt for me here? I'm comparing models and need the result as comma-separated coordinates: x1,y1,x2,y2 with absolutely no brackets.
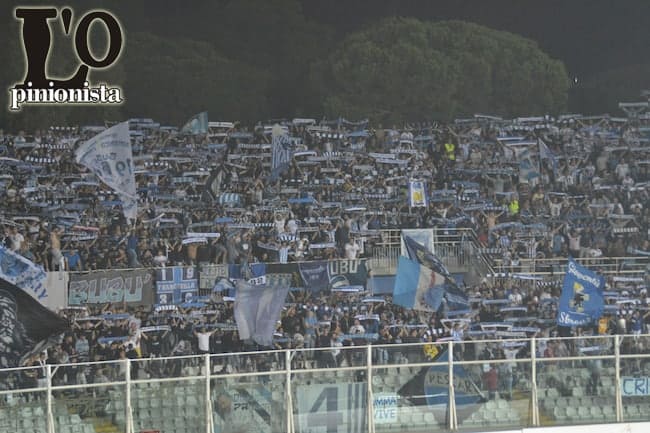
344,242,360,260
10,233,24,251
197,332,211,352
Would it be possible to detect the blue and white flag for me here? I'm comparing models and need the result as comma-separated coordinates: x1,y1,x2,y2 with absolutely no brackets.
0,245,47,301
234,280,290,346
403,235,469,310
393,256,445,312
75,122,137,220
408,180,428,208
212,277,234,293
557,258,605,327
180,111,208,135
538,138,558,175
271,124,293,180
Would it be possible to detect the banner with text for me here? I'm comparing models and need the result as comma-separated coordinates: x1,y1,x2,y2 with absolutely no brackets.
155,266,198,304
68,269,154,305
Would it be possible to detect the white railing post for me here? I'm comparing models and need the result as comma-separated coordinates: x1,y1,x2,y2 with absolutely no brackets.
615,335,622,422
46,365,55,433
125,359,134,433
531,337,539,426
205,354,213,433
367,345,375,433
448,341,457,430
286,349,294,433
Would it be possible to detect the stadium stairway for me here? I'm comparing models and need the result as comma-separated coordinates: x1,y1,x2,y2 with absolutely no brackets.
89,418,120,433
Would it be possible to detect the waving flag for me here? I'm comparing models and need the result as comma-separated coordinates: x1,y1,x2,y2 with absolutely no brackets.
403,235,469,310
75,122,137,220
538,138,558,176
393,256,444,312
271,124,293,180
180,111,208,135
0,249,68,367
557,258,605,326
234,280,289,346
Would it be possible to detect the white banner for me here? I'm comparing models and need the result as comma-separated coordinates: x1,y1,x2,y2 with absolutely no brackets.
75,122,137,220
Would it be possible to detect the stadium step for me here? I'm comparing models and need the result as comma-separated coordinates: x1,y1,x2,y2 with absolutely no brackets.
89,418,121,433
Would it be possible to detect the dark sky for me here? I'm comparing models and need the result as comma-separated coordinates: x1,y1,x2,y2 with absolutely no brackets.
301,0,650,81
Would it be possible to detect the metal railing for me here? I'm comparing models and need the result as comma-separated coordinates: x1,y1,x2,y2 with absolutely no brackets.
2,334,650,433
491,256,650,277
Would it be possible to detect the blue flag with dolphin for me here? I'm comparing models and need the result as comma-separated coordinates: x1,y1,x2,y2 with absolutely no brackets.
557,257,604,327
402,235,469,310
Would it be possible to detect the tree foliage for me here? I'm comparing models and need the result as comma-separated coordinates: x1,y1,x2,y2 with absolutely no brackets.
312,18,569,123
121,32,270,125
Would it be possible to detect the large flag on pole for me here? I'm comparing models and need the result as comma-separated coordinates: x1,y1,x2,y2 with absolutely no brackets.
538,138,558,176
234,280,289,346
557,257,605,327
393,256,445,311
0,245,68,368
402,235,469,310
271,124,293,180
75,122,137,221
180,111,208,135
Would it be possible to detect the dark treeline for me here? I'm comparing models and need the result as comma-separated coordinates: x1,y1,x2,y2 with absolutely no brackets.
1,0,647,130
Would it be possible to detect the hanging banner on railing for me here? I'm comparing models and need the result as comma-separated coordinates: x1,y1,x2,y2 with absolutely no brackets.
296,383,368,433
68,269,154,305
298,261,330,291
622,377,650,397
155,266,198,304
328,259,368,289
198,263,229,290
265,259,368,292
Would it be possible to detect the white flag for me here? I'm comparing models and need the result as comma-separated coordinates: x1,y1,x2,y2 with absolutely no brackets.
75,122,137,220
234,279,289,346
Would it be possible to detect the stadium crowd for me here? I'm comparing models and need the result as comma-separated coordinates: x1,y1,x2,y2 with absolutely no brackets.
0,112,649,388
0,115,648,271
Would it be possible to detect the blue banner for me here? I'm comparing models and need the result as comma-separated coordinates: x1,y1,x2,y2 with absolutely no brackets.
155,266,198,304
298,261,330,292
557,258,605,326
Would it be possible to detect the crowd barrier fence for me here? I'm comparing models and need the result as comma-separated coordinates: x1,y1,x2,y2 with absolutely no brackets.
2,334,650,433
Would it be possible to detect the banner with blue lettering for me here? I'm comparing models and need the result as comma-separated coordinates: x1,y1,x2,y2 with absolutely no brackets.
557,258,605,327
155,266,198,304
68,268,154,305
